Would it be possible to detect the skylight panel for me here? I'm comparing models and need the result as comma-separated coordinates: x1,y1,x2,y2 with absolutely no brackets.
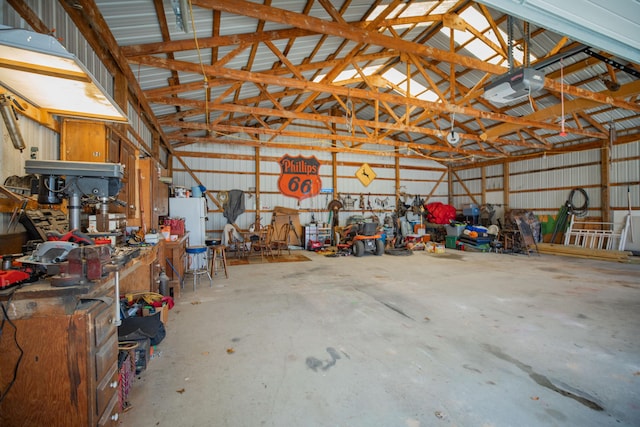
444,28,473,44
439,6,537,64
460,6,488,31
383,68,406,85
417,90,440,102
313,65,380,84
367,1,454,29
464,38,496,61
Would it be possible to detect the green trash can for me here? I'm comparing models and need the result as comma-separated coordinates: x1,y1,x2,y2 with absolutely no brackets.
445,235,457,249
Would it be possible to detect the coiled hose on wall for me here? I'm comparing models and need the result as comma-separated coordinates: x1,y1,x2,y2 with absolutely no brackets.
567,187,589,217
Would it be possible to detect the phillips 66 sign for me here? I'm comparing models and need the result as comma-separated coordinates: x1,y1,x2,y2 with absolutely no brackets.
277,154,322,201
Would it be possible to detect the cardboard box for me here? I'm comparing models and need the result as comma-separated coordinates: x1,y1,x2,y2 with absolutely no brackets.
143,304,168,324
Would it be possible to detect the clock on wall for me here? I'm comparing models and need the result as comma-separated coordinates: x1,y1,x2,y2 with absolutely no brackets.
355,163,376,187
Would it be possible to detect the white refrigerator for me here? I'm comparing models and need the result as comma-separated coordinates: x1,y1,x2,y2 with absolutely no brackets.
169,197,206,246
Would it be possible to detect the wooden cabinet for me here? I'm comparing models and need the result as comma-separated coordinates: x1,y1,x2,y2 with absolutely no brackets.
138,157,169,232
0,284,119,426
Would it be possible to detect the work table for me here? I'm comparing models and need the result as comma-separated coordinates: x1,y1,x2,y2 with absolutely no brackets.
0,243,159,426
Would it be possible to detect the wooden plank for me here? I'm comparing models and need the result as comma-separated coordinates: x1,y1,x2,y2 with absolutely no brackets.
537,243,631,260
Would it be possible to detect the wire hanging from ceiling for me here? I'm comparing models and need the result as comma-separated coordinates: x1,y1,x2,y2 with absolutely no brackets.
188,0,209,126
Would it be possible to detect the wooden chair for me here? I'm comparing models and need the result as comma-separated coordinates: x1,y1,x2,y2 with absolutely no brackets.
253,225,275,261
227,228,248,258
272,222,291,256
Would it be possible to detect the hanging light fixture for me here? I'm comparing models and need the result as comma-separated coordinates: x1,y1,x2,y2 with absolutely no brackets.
0,26,126,122
446,112,461,145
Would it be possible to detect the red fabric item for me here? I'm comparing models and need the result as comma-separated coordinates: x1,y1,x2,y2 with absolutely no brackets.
426,202,456,224
162,296,175,309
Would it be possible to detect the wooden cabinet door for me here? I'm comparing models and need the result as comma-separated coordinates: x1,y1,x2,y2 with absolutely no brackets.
61,119,108,161
139,158,169,231
116,140,137,218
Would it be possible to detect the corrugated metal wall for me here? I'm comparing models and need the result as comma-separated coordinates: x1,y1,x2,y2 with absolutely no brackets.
171,138,449,239
509,149,603,216
449,141,640,231
0,115,58,231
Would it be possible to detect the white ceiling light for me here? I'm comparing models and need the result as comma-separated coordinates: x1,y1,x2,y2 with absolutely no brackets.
447,131,461,145
0,26,126,122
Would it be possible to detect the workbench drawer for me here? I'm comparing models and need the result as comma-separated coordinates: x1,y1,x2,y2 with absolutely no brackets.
97,380,120,426
96,363,119,420
95,330,117,381
93,300,116,348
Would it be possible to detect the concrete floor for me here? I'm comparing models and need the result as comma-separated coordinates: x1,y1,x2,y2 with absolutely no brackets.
119,250,640,427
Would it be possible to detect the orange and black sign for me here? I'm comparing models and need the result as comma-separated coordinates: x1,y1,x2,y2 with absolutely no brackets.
277,154,321,201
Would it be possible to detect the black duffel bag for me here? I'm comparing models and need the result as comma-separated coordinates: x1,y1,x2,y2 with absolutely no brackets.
118,312,166,346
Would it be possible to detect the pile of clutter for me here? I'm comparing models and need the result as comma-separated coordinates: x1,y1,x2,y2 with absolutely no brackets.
445,222,494,251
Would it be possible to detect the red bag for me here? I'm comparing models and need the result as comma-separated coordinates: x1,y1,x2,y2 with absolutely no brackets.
164,218,185,236
426,202,456,224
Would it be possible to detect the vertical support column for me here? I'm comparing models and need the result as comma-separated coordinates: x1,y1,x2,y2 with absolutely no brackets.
447,165,453,206
601,139,611,223
481,166,487,206
395,156,400,206
331,107,338,196
255,146,262,230
503,160,510,214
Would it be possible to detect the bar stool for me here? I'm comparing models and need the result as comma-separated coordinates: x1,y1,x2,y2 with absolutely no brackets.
209,245,229,279
185,246,212,290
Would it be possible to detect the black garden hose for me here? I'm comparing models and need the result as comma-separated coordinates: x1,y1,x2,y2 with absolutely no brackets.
567,187,589,217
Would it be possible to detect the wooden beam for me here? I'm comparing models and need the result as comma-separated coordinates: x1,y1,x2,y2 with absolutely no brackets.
191,0,506,75
0,88,58,132
153,97,547,150
7,0,51,34
132,55,606,140
482,80,640,140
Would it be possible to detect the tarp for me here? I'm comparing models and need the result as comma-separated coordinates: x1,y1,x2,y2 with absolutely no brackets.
425,202,456,224
223,189,245,223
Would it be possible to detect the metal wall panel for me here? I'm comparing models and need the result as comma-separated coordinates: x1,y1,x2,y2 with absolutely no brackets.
0,114,58,232
611,140,640,209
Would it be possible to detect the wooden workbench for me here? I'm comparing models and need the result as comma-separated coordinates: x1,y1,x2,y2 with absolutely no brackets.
0,245,157,426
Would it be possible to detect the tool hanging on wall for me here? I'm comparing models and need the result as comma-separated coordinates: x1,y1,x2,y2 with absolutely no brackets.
375,197,389,209
342,194,356,210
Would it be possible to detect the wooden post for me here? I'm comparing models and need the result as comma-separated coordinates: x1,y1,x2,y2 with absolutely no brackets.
601,138,611,223
255,146,262,229
503,160,510,214
447,164,454,206
481,166,487,207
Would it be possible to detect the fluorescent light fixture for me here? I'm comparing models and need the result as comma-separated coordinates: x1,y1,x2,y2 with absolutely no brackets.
0,26,126,122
